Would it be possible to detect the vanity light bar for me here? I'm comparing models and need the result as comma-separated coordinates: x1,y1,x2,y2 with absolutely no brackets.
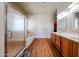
68,2,78,9
57,2,79,20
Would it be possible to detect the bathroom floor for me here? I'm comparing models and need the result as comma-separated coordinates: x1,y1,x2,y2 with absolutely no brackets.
25,38,61,57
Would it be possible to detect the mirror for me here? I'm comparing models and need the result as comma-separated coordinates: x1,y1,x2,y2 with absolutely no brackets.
74,12,78,30
57,18,66,32
7,5,25,57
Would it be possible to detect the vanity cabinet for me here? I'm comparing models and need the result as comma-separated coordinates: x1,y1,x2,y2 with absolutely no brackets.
51,33,56,46
72,41,78,57
61,37,73,57
55,35,61,52
51,33,78,57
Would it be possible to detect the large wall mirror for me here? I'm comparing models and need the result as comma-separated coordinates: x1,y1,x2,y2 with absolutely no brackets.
73,12,78,31
57,18,66,32
6,4,26,57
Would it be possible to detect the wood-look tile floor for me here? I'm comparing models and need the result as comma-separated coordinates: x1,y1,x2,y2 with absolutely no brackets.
26,38,56,57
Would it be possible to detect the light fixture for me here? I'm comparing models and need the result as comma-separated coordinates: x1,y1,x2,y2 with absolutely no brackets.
68,2,78,9
69,4,79,12
57,2,79,20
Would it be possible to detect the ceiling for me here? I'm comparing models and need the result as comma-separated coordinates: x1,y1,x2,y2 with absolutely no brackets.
18,2,72,15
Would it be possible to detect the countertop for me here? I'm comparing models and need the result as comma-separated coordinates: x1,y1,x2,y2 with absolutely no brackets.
52,32,79,42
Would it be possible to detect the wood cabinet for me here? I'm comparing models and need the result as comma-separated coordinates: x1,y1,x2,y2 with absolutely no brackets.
51,33,56,45
51,33,79,57
72,41,78,57
55,35,61,51
61,37,73,57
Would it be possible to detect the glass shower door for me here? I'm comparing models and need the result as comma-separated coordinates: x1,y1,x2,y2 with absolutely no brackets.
7,5,25,57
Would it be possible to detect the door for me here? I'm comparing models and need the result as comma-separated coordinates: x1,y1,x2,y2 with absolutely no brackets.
7,5,25,57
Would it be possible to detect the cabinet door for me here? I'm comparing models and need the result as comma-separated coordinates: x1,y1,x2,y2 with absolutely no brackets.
61,37,72,57
51,33,56,45
69,40,73,57
55,35,61,51
72,41,78,57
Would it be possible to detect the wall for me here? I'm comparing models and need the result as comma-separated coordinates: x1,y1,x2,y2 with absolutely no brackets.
0,2,5,57
25,14,53,48
28,14,53,38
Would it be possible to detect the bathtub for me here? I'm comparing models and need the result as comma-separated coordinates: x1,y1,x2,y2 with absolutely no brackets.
25,35,34,48
16,36,34,57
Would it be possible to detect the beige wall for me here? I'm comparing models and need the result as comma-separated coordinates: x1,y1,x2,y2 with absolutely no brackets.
0,2,5,57
27,14,53,38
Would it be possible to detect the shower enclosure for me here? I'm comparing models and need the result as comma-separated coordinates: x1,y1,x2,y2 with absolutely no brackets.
5,3,28,57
